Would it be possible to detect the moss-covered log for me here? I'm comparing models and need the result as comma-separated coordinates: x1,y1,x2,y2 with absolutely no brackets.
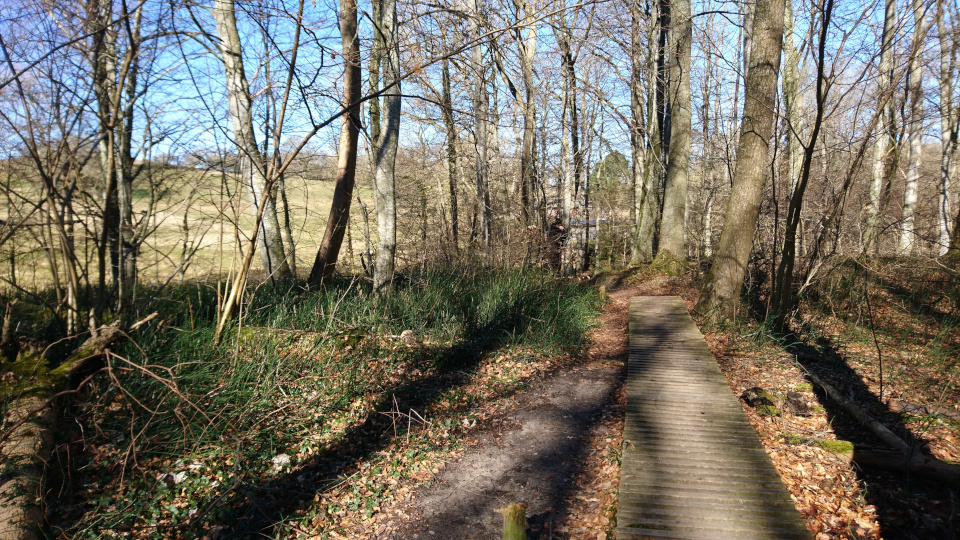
802,371,960,482
0,315,153,540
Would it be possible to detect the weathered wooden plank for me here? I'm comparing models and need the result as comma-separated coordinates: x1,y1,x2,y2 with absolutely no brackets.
616,296,811,539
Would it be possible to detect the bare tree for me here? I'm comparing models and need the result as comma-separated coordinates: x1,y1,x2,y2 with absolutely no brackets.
863,0,898,253
937,0,959,256
898,0,928,256
635,0,668,264
657,0,692,264
629,0,647,264
372,0,400,292
213,0,292,281
308,0,361,288
696,0,785,322
469,0,493,251
769,0,835,332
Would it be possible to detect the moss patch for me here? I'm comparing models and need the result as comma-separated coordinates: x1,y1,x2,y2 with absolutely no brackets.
816,439,854,454
756,404,782,417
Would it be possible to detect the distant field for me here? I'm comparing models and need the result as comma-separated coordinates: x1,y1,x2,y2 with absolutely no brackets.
0,162,378,292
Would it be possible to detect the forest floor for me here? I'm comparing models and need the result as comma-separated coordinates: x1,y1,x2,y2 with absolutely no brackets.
34,264,960,539
354,267,959,540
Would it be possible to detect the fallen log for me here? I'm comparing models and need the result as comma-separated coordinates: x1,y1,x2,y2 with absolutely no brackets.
885,399,960,422
800,368,960,483
801,369,910,452
0,314,154,540
850,446,960,482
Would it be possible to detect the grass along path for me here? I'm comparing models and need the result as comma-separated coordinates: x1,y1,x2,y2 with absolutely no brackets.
360,279,633,540
41,269,603,538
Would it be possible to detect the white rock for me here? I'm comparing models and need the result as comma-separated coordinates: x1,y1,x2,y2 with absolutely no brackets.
271,453,292,470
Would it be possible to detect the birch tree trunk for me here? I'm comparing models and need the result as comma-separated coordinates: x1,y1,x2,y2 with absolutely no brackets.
372,0,400,292
864,0,897,253
696,0,785,323
657,0,692,264
560,52,574,273
214,0,291,281
899,0,927,257
308,0,361,288
699,17,715,258
937,0,958,256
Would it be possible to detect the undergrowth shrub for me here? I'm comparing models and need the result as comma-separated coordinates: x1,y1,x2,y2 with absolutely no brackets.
52,266,602,537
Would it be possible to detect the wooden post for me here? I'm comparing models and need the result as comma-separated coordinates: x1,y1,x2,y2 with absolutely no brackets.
496,503,528,540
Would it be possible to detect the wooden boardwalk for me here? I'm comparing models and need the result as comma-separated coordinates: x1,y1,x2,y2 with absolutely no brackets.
616,296,811,539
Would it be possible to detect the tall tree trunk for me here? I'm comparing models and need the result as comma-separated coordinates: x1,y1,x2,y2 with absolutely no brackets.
657,0,692,263
308,0,361,288
937,0,959,256
899,0,927,257
116,2,142,305
560,49,574,273
636,0,667,263
441,55,460,254
214,0,291,281
372,0,400,293
369,0,382,153
695,0,785,323
516,0,537,233
90,0,119,310
743,0,756,75
782,0,805,193
699,16,716,259
470,0,492,250
629,0,647,264
555,5,578,273
864,0,897,254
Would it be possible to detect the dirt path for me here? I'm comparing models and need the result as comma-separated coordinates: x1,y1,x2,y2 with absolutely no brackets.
371,285,634,539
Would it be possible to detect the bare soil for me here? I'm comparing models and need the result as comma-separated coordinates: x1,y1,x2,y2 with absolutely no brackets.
361,283,633,540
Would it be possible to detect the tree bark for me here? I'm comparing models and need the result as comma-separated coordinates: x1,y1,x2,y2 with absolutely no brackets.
372,0,400,293
695,0,785,323
898,0,927,257
864,0,897,254
937,0,958,256
214,0,291,281
369,0,383,153
308,0,361,288
657,0,692,264
0,315,153,540
441,55,460,254
629,0,647,264
469,0,492,250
